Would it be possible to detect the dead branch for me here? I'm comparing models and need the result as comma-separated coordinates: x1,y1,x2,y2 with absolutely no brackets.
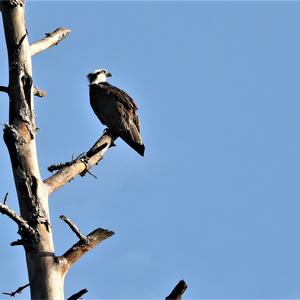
2,283,29,297
166,280,187,300
0,85,46,97
0,86,9,93
60,215,88,243
30,27,71,56
10,239,24,247
57,228,114,274
33,86,47,97
0,203,35,236
44,129,117,194
66,288,88,300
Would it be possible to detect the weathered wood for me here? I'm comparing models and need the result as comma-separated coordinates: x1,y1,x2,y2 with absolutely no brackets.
57,228,114,275
44,131,117,194
60,215,88,243
30,27,71,56
0,85,47,97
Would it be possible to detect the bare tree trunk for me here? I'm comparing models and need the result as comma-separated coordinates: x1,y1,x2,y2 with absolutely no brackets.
1,2,64,299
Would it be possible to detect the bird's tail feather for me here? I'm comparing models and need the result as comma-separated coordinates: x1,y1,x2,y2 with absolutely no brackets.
133,142,145,156
121,135,145,156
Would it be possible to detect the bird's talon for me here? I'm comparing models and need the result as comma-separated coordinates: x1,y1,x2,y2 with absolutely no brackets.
79,157,89,177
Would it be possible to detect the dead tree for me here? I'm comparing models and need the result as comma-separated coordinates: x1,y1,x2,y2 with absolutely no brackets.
0,1,187,299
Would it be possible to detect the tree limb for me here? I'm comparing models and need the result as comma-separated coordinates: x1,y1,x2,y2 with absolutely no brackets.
2,283,30,297
33,86,47,97
60,215,88,243
57,228,114,274
0,203,35,236
0,86,8,93
44,130,117,195
166,280,188,300
30,27,71,56
3,192,8,205
0,85,46,97
67,289,88,300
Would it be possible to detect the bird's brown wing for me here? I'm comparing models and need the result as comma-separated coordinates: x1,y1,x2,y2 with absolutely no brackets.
90,83,145,156
101,83,141,128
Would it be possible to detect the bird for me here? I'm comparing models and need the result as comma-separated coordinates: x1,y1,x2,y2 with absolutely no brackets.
87,69,145,156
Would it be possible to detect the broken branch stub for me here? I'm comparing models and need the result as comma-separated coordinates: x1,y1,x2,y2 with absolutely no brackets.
30,27,71,56
166,280,188,300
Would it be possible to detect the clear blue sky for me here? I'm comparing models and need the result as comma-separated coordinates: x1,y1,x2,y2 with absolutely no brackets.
1,1,300,299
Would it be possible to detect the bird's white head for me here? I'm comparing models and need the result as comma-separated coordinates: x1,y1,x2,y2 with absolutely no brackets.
87,68,112,84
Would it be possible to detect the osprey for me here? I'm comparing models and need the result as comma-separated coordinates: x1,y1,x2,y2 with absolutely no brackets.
88,69,145,156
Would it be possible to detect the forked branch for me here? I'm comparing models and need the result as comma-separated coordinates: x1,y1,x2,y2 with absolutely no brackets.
30,27,71,56
58,227,114,274
44,130,117,194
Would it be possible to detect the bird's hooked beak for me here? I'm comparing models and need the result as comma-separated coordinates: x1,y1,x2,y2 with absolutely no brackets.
107,72,112,77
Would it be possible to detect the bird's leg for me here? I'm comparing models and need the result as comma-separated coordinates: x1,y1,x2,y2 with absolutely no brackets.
78,155,89,177
102,128,117,148
75,152,88,161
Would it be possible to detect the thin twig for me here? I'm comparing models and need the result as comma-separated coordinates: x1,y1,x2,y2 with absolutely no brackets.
166,280,188,300
3,193,8,205
67,288,88,300
60,215,88,242
2,283,30,297
84,170,97,179
48,152,84,173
